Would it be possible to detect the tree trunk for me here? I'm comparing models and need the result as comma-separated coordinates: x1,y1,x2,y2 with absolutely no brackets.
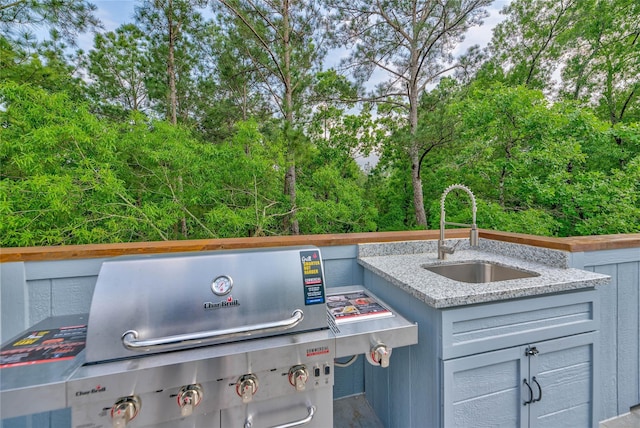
408,60,427,227
282,0,299,234
166,0,178,125
284,163,298,234
178,175,187,236
411,150,427,226
164,0,185,234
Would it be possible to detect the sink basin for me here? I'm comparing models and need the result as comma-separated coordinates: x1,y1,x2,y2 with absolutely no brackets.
424,261,539,283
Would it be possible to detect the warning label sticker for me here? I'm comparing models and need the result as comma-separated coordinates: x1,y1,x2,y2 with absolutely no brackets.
300,250,326,305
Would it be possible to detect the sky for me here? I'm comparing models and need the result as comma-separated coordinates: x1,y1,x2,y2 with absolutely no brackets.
78,0,512,58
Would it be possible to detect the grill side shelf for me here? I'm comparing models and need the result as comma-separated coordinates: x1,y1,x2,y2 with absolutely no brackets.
0,314,88,420
328,286,418,359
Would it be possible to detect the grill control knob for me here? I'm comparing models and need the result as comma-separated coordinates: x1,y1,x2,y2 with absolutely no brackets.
177,384,203,417
110,395,140,428
367,344,392,368
288,365,309,391
236,374,259,404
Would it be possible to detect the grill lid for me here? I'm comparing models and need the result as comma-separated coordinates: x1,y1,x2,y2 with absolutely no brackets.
85,246,328,363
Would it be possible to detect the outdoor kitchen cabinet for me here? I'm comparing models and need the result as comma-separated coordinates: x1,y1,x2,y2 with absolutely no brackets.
443,332,596,427
361,268,600,428
439,294,599,427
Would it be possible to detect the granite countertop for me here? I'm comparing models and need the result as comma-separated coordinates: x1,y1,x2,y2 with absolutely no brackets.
357,239,610,308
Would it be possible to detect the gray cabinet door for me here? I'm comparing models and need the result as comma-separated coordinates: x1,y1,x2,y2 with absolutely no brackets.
528,333,596,428
443,332,596,428
443,346,529,427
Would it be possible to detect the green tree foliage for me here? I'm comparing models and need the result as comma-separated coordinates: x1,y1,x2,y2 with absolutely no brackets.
327,0,492,226
193,20,270,142
1,82,375,246
216,0,328,234
296,161,377,234
202,120,290,237
0,31,86,101
1,0,639,247
489,0,579,89
420,83,640,236
0,0,97,100
135,0,209,124
86,24,150,118
298,121,378,234
490,0,639,128
1,83,126,245
366,159,417,231
0,84,249,244
0,0,100,45
560,0,639,127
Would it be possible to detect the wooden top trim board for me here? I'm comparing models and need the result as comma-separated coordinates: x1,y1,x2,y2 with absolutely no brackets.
1,230,639,263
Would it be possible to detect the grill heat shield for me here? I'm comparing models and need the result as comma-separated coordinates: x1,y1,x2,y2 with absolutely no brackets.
85,246,328,363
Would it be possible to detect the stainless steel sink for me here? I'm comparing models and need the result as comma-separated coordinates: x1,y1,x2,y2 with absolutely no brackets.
424,261,539,283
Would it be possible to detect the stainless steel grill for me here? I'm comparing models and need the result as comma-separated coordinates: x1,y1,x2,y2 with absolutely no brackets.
1,246,416,428
84,247,329,363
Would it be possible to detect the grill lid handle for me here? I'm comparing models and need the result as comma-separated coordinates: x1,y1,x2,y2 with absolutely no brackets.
122,309,304,352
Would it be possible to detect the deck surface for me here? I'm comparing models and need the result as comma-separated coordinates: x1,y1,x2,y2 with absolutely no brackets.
334,394,384,428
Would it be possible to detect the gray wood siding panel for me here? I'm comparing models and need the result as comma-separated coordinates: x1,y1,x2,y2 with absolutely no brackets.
333,356,365,399
573,247,640,422
389,345,411,428
616,261,639,414
24,258,105,281
27,279,52,326
25,258,100,322
364,269,442,428
51,276,95,316
2,258,102,343
320,245,362,288
451,355,521,403
364,361,391,427
323,258,360,288
0,262,27,342
583,248,640,266
594,263,620,420
0,409,71,428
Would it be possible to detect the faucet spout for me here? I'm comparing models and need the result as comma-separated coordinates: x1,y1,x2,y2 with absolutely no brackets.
438,184,479,260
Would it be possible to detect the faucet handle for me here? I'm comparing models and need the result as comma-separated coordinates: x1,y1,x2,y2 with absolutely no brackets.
439,241,455,253
438,240,455,260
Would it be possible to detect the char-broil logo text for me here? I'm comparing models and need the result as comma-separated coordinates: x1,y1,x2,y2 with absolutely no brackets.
204,295,240,310
75,385,106,396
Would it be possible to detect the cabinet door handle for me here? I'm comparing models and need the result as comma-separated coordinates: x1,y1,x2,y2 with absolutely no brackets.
525,346,539,356
532,377,542,402
523,379,534,405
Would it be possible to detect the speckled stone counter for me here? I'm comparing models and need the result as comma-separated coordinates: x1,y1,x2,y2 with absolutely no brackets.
358,239,610,308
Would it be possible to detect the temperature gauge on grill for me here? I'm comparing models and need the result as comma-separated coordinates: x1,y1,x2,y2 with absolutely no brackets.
211,275,233,296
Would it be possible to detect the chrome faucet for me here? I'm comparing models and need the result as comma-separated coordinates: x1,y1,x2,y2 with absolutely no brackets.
438,184,479,259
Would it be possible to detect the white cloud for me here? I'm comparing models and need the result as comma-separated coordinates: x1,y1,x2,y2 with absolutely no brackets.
96,1,136,31
453,1,510,56
74,1,137,51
